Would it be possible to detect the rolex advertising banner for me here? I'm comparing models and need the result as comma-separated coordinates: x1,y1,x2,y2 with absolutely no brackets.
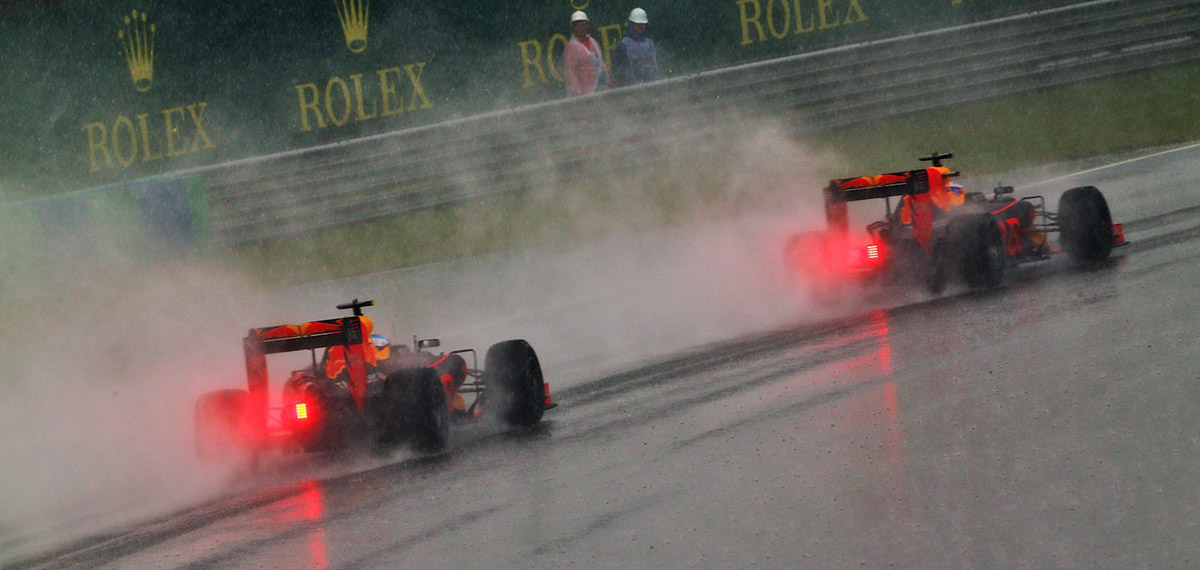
0,0,1081,197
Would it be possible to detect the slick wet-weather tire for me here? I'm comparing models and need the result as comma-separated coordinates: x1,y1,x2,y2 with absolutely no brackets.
1059,186,1114,263
484,339,546,427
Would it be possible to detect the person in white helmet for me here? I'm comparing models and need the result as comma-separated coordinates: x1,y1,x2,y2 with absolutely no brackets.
613,7,659,87
563,10,610,96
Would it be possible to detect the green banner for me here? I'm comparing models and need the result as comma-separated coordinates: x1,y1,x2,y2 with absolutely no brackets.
0,0,1081,197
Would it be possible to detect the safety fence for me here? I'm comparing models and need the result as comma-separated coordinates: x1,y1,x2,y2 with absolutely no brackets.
201,0,1200,245
6,0,1080,192
8,0,1192,249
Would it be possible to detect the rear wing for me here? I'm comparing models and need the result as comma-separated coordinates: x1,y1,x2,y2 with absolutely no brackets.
243,316,370,437
248,317,365,355
825,169,932,204
822,157,957,248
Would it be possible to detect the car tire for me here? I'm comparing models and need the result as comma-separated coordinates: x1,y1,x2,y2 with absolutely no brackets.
952,213,1006,290
379,374,411,447
926,234,951,294
391,367,450,454
484,339,545,427
1058,186,1113,263
194,389,250,459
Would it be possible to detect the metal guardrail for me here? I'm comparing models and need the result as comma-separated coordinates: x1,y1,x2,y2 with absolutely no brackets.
204,0,1200,246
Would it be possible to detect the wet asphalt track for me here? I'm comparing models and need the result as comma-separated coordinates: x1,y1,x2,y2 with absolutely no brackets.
8,145,1200,569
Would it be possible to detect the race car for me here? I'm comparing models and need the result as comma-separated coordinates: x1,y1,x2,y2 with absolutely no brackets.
786,152,1127,293
194,299,556,458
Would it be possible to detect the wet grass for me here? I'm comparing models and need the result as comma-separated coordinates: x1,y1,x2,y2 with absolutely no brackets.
224,62,1200,285
814,62,1200,176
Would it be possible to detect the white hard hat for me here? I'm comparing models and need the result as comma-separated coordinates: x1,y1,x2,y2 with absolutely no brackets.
571,10,589,23
629,8,649,24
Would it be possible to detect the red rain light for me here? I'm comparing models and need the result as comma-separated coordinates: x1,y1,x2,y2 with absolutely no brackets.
295,403,309,420
866,244,880,260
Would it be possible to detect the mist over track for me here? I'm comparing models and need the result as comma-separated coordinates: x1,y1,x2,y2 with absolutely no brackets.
5,145,1200,569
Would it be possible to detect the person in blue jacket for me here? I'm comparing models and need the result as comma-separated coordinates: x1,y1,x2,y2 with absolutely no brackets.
613,8,659,87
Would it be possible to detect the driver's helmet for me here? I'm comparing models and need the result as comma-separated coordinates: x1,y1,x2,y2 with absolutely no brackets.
369,334,391,361
947,181,965,199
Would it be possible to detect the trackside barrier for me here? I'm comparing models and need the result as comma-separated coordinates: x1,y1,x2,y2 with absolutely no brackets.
189,0,1200,245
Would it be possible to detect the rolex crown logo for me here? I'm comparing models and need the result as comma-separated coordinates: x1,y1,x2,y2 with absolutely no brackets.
118,9,156,92
333,0,370,54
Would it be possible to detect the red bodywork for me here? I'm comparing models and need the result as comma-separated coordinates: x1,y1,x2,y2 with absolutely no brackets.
789,165,953,282
788,155,1129,288
825,165,957,251
243,316,369,448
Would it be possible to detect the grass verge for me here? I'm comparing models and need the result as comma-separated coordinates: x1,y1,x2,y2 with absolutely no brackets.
222,61,1200,285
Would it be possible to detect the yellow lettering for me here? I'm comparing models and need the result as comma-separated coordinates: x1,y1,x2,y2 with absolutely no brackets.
378,67,404,117
794,0,816,33
295,83,325,131
162,106,187,157
845,0,867,23
818,0,838,30
519,39,547,87
82,102,216,174
85,123,112,172
738,0,766,46
136,114,164,163
112,115,137,168
766,0,790,39
187,103,214,151
738,0,868,48
404,62,432,111
293,64,432,130
598,23,623,69
325,77,352,127
547,34,568,82
350,74,378,121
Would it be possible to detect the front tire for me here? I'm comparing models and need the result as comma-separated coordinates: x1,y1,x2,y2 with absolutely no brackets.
484,339,546,427
1059,186,1113,263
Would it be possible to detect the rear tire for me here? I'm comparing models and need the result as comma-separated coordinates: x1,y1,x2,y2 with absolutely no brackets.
1059,186,1113,263
194,389,250,459
926,235,951,294
389,368,450,454
379,375,410,447
951,213,1006,290
484,339,546,427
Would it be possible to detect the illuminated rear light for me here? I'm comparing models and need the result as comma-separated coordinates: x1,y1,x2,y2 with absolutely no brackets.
866,244,880,259
295,403,309,420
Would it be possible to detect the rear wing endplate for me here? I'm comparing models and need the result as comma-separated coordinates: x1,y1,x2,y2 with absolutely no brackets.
243,317,369,430
821,165,955,247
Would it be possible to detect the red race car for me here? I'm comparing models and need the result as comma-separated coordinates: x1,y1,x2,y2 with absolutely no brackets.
786,152,1127,293
194,299,555,458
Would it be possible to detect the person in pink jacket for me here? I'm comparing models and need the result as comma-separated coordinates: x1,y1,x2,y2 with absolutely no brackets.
563,10,610,96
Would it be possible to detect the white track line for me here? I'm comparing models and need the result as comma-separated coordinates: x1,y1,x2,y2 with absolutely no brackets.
1025,141,1200,189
